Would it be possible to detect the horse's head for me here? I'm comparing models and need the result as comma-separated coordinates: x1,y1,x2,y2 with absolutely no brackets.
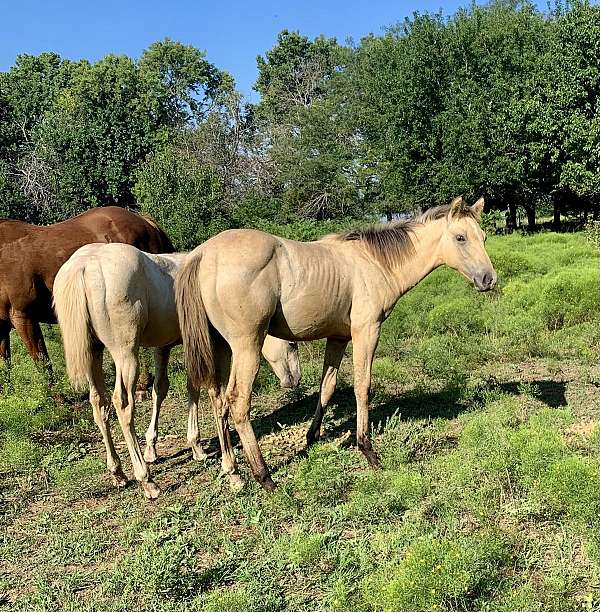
261,336,301,389
439,196,497,292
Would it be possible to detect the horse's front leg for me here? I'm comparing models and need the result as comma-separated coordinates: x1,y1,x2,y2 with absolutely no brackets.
144,346,172,463
306,338,348,447
0,319,11,364
351,322,382,468
186,381,209,461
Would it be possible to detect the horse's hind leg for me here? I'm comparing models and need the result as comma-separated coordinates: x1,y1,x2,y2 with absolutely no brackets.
144,346,171,463
112,348,160,499
226,337,275,491
205,340,244,490
89,347,127,487
136,347,153,402
12,314,53,382
186,381,209,461
0,319,11,364
306,338,348,447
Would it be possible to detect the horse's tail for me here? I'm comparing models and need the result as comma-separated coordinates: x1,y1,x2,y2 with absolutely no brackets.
139,212,175,253
175,251,215,389
53,260,95,390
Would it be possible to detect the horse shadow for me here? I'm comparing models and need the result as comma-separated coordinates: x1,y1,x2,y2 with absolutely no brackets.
251,377,569,442
156,378,568,465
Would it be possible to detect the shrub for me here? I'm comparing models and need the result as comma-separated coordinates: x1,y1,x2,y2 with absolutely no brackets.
134,145,227,250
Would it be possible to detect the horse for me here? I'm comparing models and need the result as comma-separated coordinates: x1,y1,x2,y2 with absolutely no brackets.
175,196,497,491
53,243,300,499
0,206,174,381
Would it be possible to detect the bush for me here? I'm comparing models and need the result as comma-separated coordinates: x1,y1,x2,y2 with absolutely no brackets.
134,145,227,250
361,531,511,612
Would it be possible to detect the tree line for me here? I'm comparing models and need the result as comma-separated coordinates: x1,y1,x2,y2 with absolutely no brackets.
1,0,599,248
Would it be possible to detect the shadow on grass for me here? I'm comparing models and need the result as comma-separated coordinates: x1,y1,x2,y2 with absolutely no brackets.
155,378,568,465
252,378,568,442
497,380,567,408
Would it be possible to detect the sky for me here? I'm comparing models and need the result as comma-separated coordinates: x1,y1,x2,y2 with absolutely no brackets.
1,0,520,101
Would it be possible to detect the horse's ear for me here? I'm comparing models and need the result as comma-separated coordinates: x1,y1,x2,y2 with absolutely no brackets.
448,196,465,219
471,197,485,220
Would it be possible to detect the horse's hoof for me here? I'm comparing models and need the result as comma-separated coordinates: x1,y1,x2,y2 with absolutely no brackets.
191,445,209,461
228,474,245,492
260,475,277,493
144,446,157,463
306,429,321,447
111,469,128,488
143,480,161,500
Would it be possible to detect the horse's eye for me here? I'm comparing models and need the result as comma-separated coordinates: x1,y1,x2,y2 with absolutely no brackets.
456,234,466,242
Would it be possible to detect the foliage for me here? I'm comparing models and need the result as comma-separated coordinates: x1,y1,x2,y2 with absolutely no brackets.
0,40,229,223
134,143,225,250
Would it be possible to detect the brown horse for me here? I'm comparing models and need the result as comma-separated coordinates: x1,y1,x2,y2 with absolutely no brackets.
176,196,497,491
0,206,173,376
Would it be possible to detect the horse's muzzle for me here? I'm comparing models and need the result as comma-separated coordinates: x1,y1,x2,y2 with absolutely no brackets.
474,270,497,292
280,373,301,389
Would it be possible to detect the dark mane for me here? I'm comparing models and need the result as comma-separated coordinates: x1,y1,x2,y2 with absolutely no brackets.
336,221,418,268
332,200,476,268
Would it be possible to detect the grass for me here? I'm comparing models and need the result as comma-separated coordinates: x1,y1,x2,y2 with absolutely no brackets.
1,229,599,611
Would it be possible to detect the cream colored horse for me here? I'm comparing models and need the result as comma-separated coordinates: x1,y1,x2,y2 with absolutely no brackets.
176,197,496,491
53,243,300,499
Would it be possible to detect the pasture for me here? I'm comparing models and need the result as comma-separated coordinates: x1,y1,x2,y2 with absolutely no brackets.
1,229,599,611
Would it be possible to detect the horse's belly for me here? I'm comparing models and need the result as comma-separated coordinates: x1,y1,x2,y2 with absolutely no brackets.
270,300,350,341
141,309,180,348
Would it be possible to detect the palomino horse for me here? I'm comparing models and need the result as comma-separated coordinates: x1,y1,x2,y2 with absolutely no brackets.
53,243,300,499
176,197,497,491
0,206,173,380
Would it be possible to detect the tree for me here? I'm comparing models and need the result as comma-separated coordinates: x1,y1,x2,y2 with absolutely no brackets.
0,40,230,223
254,31,368,220
134,143,225,250
547,1,600,223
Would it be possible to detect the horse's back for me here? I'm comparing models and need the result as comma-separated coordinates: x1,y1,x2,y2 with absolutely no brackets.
0,206,173,324
190,228,354,341
69,243,180,348
56,206,174,254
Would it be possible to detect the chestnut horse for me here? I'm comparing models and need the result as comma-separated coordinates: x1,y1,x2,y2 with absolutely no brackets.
176,197,497,491
0,206,173,377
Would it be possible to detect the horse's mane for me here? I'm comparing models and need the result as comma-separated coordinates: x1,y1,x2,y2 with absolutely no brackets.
416,201,477,223
138,212,161,230
335,221,418,268
331,201,476,269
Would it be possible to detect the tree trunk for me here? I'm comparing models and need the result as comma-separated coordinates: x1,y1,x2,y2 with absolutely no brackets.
553,199,561,229
525,205,536,230
506,201,517,232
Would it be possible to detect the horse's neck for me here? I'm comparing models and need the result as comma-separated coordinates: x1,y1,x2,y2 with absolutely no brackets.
388,219,444,296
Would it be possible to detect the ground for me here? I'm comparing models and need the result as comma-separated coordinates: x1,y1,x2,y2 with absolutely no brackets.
1,230,599,611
